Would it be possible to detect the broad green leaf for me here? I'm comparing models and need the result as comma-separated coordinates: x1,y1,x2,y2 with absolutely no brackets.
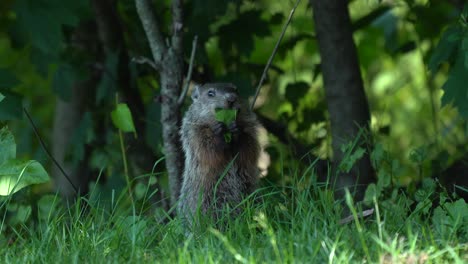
215,109,237,143
433,199,468,239
428,26,462,73
441,53,468,118
0,127,16,165
215,109,237,124
111,103,136,133
0,92,4,102
0,160,50,196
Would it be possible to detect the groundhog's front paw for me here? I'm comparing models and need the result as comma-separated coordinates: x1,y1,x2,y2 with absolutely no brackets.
212,122,227,136
227,122,239,133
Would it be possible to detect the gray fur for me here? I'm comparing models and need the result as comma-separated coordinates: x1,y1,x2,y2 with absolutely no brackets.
178,83,260,227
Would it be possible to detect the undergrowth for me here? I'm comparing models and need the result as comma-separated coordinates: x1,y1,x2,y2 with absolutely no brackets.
1,163,466,263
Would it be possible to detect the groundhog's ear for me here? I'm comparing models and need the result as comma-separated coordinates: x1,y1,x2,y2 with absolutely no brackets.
191,84,201,100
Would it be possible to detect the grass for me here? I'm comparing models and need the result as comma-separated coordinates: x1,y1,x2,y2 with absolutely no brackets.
1,164,467,263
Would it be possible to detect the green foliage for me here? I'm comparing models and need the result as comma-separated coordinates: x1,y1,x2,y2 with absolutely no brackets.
0,127,49,196
0,163,466,262
429,6,468,118
432,199,468,240
111,103,136,134
12,0,89,69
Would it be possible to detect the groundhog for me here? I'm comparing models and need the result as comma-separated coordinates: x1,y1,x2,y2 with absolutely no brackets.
178,83,260,227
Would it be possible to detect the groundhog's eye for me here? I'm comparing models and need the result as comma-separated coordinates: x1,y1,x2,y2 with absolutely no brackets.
207,90,216,97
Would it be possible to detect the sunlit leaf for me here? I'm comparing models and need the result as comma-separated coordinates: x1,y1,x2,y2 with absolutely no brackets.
111,103,136,133
0,160,50,196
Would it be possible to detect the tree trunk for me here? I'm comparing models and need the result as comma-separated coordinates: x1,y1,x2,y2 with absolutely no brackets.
136,0,185,206
310,0,374,197
52,23,98,200
52,84,89,199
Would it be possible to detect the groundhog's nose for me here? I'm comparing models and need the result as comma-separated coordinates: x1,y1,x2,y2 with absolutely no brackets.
225,93,238,107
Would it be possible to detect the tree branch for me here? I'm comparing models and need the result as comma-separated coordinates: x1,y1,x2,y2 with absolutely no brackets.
171,0,184,55
24,108,79,194
132,56,158,71
250,0,301,111
136,0,185,206
178,35,198,106
135,0,167,66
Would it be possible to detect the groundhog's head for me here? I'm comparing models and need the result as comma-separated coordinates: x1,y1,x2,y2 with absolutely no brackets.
190,83,241,119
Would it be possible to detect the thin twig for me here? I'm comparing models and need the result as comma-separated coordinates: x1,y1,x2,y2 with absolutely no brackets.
339,208,374,225
250,0,302,111
23,108,79,194
131,56,158,70
178,35,198,106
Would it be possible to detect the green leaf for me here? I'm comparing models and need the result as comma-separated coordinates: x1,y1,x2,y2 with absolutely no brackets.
215,109,237,143
0,92,4,103
13,0,87,57
0,90,23,120
111,103,136,133
0,160,50,196
215,109,237,124
441,53,468,118
428,26,462,73
433,199,468,239
0,127,16,165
